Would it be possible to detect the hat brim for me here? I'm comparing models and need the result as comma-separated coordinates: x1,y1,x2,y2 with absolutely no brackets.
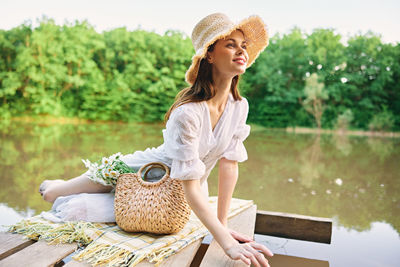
185,15,269,85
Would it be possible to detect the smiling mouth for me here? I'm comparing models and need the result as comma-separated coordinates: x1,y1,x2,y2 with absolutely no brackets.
233,59,246,65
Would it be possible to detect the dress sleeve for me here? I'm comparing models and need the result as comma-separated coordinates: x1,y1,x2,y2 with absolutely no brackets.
163,105,206,180
221,98,251,162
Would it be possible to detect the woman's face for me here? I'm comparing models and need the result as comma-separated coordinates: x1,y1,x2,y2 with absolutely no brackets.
207,30,249,78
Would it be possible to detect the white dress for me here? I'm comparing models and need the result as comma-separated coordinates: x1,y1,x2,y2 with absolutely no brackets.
119,92,251,198
42,93,251,223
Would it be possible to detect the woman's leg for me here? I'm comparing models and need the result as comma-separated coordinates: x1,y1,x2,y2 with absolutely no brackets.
39,173,113,203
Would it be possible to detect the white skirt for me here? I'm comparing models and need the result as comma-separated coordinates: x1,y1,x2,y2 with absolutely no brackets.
41,192,116,223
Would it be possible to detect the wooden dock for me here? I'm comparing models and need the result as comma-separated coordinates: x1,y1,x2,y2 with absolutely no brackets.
0,205,331,267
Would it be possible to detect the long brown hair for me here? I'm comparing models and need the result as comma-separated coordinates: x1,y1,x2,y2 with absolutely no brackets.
164,41,243,122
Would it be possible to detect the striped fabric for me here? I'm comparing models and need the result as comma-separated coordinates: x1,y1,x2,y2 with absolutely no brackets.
74,196,253,266
10,196,253,266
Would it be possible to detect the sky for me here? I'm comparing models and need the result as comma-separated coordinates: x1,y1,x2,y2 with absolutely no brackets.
1,0,399,44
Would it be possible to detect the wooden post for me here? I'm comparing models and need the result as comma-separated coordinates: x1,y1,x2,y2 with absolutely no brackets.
255,210,332,244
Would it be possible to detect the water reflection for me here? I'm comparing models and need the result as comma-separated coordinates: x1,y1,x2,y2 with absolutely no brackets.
299,134,323,188
367,137,395,162
209,128,400,237
333,133,352,156
0,121,165,215
0,121,399,265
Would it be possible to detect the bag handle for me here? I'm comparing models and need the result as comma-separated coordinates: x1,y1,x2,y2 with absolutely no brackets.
139,162,170,181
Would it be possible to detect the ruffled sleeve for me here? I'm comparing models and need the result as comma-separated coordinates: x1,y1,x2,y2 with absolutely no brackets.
221,98,251,162
163,105,206,180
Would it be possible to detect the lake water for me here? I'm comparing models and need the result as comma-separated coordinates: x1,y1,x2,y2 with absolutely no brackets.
0,120,399,267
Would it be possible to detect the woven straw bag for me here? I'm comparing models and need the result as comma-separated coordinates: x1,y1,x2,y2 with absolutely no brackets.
114,162,191,234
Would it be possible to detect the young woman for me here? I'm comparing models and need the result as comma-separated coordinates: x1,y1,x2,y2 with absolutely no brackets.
39,13,273,267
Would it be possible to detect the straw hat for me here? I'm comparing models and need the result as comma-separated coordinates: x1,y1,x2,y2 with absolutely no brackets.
185,13,269,85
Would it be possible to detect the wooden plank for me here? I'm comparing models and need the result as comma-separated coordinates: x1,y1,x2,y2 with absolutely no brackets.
255,210,332,244
64,259,91,266
268,253,329,267
0,232,35,260
199,204,257,267
0,240,77,267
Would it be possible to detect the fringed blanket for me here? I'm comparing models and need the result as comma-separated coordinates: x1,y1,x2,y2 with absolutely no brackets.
8,196,253,266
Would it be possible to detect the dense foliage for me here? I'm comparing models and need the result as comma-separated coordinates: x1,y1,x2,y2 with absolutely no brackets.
242,28,400,131
1,19,399,130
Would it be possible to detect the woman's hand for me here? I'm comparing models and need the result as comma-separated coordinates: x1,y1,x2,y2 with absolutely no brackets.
229,229,254,243
224,240,274,267
181,180,273,266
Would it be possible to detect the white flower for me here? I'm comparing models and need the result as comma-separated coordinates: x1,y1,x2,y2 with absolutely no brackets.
109,152,122,162
92,162,99,171
110,171,120,177
102,168,111,179
102,157,110,165
82,159,99,175
81,152,130,187
82,159,91,168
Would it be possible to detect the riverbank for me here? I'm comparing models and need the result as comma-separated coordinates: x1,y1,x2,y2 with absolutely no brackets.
2,115,399,138
8,115,89,124
2,115,162,126
286,126,400,138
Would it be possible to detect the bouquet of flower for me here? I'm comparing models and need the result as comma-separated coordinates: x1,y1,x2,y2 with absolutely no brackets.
82,152,135,187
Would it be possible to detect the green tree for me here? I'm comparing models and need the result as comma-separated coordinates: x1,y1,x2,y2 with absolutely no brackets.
343,32,395,129
368,105,395,131
242,27,310,128
301,73,329,130
335,109,354,132
306,28,346,128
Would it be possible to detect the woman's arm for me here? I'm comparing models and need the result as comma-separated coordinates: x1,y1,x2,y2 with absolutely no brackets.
218,158,254,243
182,179,237,251
182,179,272,266
217,157,238,227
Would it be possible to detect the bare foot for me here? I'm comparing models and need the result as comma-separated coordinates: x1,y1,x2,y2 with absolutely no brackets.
39,179,65,203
